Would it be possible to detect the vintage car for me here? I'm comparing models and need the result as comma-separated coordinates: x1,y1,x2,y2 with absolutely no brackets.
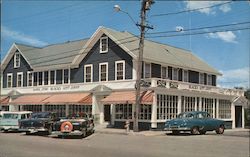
0,111,32,132
164,111,225,135
19,112,59,135
52,113,94,138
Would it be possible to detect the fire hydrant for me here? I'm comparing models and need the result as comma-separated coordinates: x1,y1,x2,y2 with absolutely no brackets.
125,120,130,133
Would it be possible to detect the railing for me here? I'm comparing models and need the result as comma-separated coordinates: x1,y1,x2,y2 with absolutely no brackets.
142,78,244,97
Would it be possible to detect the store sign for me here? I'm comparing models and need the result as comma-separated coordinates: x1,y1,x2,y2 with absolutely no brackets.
189,85,212,91
33,85,80,92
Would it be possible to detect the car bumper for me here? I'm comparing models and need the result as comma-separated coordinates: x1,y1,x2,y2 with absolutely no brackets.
52,130,84,136
164,127,190,131
19,128,48,133
0,126,19,131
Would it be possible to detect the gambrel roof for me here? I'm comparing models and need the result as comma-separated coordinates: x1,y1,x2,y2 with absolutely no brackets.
1,26,221,75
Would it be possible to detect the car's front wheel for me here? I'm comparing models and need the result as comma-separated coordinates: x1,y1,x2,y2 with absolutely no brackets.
216,125,225,134
191,126,199,135
172,130,180,135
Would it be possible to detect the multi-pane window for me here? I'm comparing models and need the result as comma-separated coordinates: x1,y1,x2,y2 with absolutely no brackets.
161,66,168,79
144,63,151,78
33,72,38,86
115,61,125,80
45,105,66,118
139,104,152,120
172,68,178,81
218,99,231,119
38,72,43,85
27,72,33,86
17,72,23,87
157,94,178,120
14,53,20,68
99,63,108,81
23,105,42,113
183,70,189,82
201,98,213,116
69,105,92,116
7,73,13,88
50,70,55,85
181,96,196,112
44,71,49,85
84,65,93,83
115,104,132,120
100,37,108,53
199,73,205,84
63,69,69,84
207,74,212,86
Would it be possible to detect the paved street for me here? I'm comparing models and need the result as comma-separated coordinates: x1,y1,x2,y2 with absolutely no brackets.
0,131,249,157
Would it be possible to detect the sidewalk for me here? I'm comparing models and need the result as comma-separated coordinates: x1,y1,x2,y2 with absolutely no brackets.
95,124,250,137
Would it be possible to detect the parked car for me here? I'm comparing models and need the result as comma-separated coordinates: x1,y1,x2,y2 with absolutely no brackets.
19,112,59,135
164,111,225,135
52,113,94,138
0,111,32,132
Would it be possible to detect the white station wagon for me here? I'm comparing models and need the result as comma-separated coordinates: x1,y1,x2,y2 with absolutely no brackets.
0,111,32,132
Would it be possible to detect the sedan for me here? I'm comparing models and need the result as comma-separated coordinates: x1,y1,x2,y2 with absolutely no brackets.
164,111,225,135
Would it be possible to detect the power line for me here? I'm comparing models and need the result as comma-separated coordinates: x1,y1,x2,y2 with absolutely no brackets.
151,1,232,17
146,27,250,39
147,21,250,35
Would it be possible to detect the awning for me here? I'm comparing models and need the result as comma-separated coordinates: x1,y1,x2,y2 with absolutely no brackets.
101,91,153,104
43,93,92,105
11,94,51,105
0,96,10,105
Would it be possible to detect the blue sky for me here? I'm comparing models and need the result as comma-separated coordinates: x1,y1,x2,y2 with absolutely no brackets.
1,0,249,89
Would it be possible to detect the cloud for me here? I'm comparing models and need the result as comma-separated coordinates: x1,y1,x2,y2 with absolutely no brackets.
184,1,231,15
218,67,249,89
207,31,237,43
2,26,48,46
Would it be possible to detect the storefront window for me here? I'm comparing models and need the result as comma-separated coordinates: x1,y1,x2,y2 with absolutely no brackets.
181,96,196,112
157,94,178,120
139,104,152,120
201,98,213,116
68,105,92,116
218,99,231,119
115,104,132,120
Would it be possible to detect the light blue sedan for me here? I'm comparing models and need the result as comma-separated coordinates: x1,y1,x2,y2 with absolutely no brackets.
164,111,225,135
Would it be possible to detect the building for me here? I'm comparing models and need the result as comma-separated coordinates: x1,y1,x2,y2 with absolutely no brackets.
0,26,248,130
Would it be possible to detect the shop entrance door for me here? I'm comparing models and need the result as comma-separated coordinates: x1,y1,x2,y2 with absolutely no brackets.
104,105,111,122
235,106,242,128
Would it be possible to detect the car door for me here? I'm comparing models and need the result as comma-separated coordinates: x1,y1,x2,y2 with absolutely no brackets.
202,112,215,131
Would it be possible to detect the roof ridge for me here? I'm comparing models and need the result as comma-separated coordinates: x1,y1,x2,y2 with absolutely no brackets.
43,38,89,48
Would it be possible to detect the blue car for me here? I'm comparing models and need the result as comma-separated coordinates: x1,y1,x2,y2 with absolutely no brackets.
164,111,225,135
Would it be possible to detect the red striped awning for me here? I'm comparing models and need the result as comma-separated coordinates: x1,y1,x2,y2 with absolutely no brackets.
0,96,10,105
11,94,51,105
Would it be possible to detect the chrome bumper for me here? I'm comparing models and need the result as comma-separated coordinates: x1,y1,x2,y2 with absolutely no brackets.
19,128,48,133
52,130,83,136
164,127,190,131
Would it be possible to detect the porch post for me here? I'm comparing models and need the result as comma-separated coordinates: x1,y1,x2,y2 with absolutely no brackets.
213,99,216,118
216,99,219,119
111,104,115,126
65,104,69,117
151,92,157,129
92,95,104,124
231,102,235,129
199,97,202,111
177,95,182,114
242,107,245,129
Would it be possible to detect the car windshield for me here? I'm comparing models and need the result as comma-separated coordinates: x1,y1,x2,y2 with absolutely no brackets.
31,112,50,119
67,113,88,119
3,113,19,119
177,113,194,119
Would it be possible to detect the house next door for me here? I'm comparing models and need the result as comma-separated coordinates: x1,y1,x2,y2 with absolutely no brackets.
235,106,242,128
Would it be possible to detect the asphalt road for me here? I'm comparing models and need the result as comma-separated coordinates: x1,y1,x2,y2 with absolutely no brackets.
0,132,249,157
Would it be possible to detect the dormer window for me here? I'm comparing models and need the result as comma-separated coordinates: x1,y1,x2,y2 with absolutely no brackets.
14,53,20,68
100,37,108,53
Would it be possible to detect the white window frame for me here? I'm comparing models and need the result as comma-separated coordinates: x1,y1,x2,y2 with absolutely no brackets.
207,74,212,86
27,71,33,87
38,72,43,86
199,73,205,84
84,64,93,83
99,62,108,82
16,72,23,87
49,70,56,85
63,69,69,84
7,73,13,88
172,67,178,81
115,60,125,81
43,71,49,85
161,66,168,79
183,69,189,82
144,62,151,79
14,53,20,68
100,37,108,53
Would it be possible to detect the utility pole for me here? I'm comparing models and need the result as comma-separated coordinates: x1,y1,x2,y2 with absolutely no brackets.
134,0,154,132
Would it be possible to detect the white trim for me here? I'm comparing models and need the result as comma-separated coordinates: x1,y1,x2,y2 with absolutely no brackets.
144,62,151,79
7,73,13,88
84,64,93,83
115,60,125,81
100,36,108,53
16,72,23,87
68,68,71,84
99,62,108,82
27,71,33,87
14,52,21,68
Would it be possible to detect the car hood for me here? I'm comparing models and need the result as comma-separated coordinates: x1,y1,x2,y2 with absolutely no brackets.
165,118,188,125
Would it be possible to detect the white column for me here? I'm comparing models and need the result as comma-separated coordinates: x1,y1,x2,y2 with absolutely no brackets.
177,95,182,114
132,59,137,80
42,105,45,112
212,99,216,118
8,97,18,111
199,97,202,111
151,92,157,129
92,95,104,124
216,99,219,119
111,104,115,126
195,97,198,111
242,107,245,129
231,102,235,129
65,104,69,117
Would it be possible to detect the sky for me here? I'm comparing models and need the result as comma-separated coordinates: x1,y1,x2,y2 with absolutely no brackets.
1,0,250,89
